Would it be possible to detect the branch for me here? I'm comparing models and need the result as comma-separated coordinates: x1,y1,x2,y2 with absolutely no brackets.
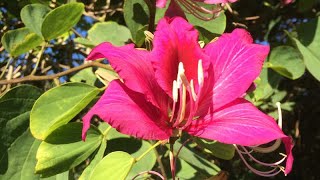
0,61,112,85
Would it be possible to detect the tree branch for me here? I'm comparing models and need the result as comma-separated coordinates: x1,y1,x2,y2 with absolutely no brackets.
0,61,112,85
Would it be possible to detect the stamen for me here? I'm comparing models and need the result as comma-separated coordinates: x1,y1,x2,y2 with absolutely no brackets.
240,146,287,167
276,102,283,129
177,0,222,21
190,80,197,101
173,84,187,127
251,139,282,153
198,60,204,87
172,80,178,102
234,145,282,177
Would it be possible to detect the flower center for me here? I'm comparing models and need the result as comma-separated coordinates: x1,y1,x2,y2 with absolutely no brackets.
169,60,204,133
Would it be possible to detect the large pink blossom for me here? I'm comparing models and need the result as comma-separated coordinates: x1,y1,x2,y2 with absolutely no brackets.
156,0,237,8
82,17,293,176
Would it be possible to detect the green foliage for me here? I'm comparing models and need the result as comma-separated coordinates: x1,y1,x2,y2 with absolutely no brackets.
1,28,43,57
30,83,100,140
35,123,102,177
75,22,132,47
194,138,235,160
123,0,149,47
41,3,84,40
89,151,135,180
20,4,51,37
291,17,320,81
268,46,305,80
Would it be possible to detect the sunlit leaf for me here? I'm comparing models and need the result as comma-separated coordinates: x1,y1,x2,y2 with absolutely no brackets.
35,123,102,177
30,82,100,140
1,27,43,57
20,4,51,37
41,2,84,40
89,151,135,180
194,138,235,160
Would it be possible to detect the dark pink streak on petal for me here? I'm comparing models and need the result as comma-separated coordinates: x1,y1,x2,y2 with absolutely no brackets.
203,29,269,110
87,42,168,111
82,80,172,140
152,17,207,97
186,99,293,173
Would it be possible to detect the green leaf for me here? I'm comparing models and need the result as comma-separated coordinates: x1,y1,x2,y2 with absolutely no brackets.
35,123,102,177
268,46,305,80
0,129,68,180
123,0,149,46
79,140,107,180
0,85,42,148
175,159,199,180
75,22,132,47
70,68,97,86
106,138,156,179
173,140,220,177
253,68,282,101
89,151,135,180
0,129,40,179
194,138,235,160
187,11,226,37
1,27,43,57
20,4,51,37
41,3,84,40
290,17,320,81
30,82,100,140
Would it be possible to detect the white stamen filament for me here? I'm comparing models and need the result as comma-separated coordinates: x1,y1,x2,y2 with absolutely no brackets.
276,102,283,129
190,80,197,101
172,80,178,102
198,60,204,87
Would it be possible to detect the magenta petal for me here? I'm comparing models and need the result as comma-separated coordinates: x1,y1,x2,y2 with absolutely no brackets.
156,0,167,8
87,42,168,110
204,29,269,110
186,98,293,173
152,17,207,97
82,80,172,140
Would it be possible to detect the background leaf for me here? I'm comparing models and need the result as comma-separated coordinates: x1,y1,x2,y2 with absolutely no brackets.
89,151,135,180
41,3,84,40
30,82,100,140
35,123,102,177
20,4,51,37
268,46,305,80
75,22,132,47
1,27,43,57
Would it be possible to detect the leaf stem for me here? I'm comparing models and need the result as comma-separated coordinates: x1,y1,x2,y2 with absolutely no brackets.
136,140,161,162
31,42,47,75
169,137,177,180
144,0,156,32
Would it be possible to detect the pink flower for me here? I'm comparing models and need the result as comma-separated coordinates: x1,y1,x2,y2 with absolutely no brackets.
281,0,293,5
82,17,293,176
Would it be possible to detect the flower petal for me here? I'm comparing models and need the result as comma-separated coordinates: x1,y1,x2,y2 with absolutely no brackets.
151,17,207,97
82,80,172,140
203,29,269,110
87,42,168,110
156,0,167,8
186,98,293,174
